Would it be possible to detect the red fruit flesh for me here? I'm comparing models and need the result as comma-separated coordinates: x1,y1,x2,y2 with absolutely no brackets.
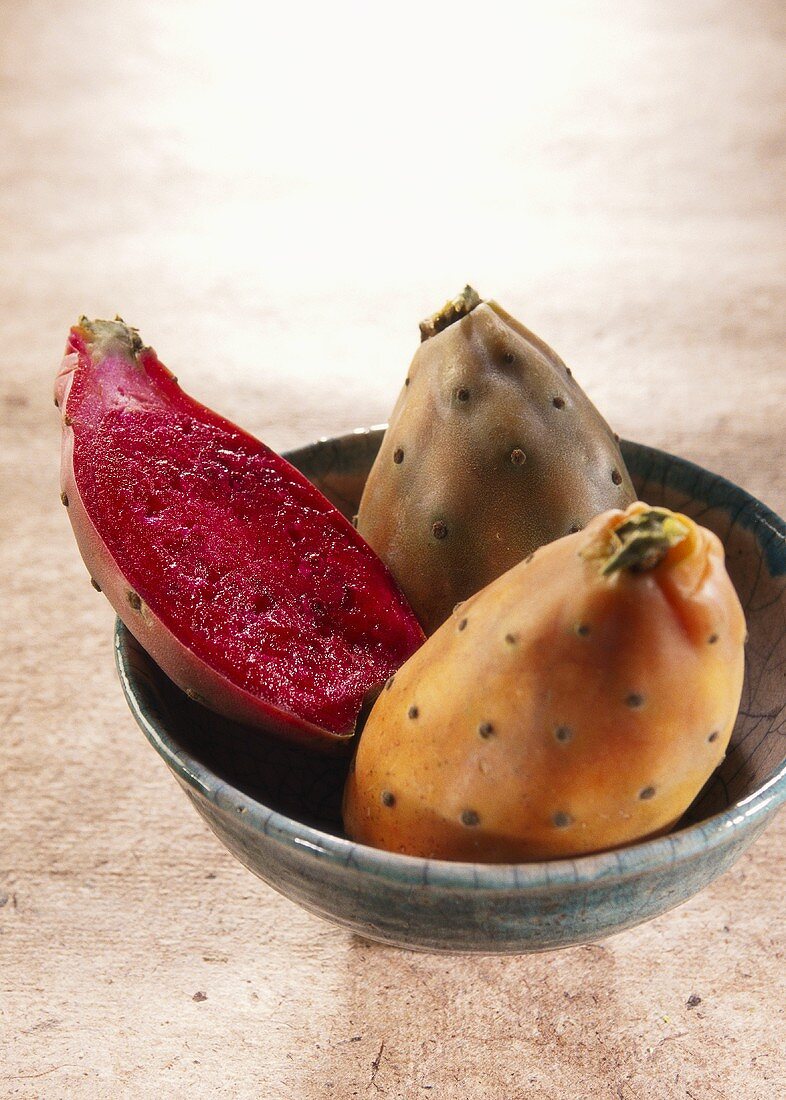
56,319,424,748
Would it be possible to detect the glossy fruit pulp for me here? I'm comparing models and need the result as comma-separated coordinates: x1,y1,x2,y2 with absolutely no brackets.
66,331,423,733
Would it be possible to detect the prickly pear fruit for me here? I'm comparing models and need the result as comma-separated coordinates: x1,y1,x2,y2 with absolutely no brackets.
56,318,424,750
343,502,746,859
356,287,635,634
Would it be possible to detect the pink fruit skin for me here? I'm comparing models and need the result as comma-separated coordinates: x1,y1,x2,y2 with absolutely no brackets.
55,322,424,751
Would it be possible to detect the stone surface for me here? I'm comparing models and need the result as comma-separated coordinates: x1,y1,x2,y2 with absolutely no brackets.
0,1,784,1097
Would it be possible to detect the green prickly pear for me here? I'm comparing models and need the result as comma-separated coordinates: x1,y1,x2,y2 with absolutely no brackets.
357,287,635,634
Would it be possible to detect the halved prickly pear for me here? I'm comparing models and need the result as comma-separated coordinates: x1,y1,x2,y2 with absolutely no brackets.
357,287,636,634
344,502,746,858
56,319,424,749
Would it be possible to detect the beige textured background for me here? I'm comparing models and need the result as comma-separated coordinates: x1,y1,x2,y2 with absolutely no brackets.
1,1,784,1097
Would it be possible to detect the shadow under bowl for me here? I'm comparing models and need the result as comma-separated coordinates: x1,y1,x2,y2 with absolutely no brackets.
116,431,786,954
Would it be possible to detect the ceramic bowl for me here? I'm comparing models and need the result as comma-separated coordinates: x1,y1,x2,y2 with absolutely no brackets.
115,430,786,954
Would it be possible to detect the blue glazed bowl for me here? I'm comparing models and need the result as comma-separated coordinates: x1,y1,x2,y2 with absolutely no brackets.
115,431,786,954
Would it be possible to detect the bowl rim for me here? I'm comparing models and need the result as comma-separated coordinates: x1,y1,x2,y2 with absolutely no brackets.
115,436,786,892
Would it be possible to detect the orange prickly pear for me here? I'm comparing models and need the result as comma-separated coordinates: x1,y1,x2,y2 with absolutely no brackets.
356,287,635,634
343,503,746,860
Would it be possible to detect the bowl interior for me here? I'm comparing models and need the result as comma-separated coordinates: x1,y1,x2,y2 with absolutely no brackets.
119,433,786,839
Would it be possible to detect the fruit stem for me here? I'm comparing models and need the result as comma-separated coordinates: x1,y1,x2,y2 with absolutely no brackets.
600,508,690,576
75,317,143,360
419,286,481,342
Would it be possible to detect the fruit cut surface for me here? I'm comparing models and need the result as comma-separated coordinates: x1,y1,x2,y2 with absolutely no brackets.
57,320,424,743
